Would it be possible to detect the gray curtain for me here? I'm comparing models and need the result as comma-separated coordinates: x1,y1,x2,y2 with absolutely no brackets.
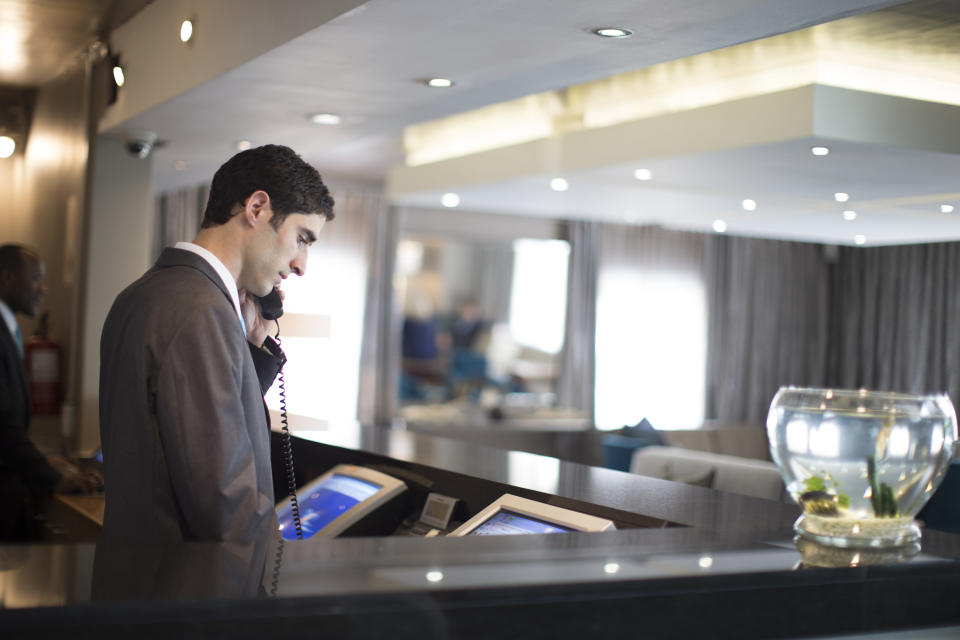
557,220,601,417
152,185,208,261
705,235,829,424
828,242,960,401
475,244,514,324
357,202,401,426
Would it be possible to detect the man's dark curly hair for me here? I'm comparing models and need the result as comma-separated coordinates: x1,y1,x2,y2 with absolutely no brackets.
201,144,335,229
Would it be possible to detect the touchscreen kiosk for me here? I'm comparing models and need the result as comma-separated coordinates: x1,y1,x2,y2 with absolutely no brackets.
448,494,616,536
276,464,406,540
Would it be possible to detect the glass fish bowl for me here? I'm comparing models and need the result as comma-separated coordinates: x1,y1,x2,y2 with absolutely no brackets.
767,387,958,548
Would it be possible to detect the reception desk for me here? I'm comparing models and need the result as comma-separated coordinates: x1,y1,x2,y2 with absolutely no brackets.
3,423,960,638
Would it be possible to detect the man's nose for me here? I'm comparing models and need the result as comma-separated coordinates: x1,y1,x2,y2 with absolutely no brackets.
291,249,308,277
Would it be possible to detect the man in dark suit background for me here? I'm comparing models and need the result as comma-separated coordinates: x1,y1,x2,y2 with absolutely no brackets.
99,145,334,543
0,244,100,539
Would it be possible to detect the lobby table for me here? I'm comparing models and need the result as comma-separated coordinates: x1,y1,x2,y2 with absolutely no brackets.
2,422,960,639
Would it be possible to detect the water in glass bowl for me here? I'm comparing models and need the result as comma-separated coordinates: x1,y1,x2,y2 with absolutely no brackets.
768,388,957,548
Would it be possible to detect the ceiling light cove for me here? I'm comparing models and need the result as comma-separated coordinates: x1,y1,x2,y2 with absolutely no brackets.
425,78,454,88
741,199,757,211
441,192,460,208
842,210,857,221
634,168,652,181
236,140,252,151
810,146,830,156
310,113,342,125
834,192,850,202
592,27,633,38
941,204,955,214
713,219,728,233
854,235,867,245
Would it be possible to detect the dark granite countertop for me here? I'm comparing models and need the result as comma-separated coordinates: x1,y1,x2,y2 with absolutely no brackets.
3,423,960,639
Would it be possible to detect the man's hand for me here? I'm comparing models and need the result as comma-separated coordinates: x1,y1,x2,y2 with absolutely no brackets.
239,289,282,347
54,466,104,494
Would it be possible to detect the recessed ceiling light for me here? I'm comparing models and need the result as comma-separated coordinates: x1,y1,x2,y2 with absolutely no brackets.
834,192,850,202
310,113,342,125
441,192,460,208
634,168,652,181
236,140,252,151
854,235,867,245
425,78,454,88
592,27,633,38
180,19,194,43
941,204,955,213
0,136,15,158
550,178,569,192
174,160,187,171
741,199,757,211
713,219,728,233
842,210,857,221
811,146,830,156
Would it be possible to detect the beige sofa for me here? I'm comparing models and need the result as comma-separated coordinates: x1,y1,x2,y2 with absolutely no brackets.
630,445,787,501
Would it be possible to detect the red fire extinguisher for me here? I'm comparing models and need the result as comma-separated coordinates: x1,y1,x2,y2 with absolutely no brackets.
24,312,62,416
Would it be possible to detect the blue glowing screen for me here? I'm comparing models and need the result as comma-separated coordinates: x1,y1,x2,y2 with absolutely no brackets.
277,473,381,540
468,509,574,536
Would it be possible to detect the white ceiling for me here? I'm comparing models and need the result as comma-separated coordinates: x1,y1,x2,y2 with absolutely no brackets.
97,0,960,247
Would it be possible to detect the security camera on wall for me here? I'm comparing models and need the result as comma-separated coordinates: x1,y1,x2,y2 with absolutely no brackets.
122,131,165,159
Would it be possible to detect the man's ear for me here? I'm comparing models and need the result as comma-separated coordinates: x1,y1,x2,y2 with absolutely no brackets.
242,190,271,227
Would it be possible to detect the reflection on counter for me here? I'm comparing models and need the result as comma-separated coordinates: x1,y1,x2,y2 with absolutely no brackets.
793,536,923,569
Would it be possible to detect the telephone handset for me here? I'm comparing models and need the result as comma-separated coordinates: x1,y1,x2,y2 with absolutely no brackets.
256,288,284,321
254,288,303,540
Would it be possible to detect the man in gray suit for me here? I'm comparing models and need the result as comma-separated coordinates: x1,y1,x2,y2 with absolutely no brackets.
99,145,334,543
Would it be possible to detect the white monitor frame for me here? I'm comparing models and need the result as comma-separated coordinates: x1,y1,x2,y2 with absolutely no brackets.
277,464,406,539
447,493,616,537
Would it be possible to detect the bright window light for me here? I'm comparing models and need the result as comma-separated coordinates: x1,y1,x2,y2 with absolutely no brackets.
594,270,707,430
264,245,366,424
509,239,570,354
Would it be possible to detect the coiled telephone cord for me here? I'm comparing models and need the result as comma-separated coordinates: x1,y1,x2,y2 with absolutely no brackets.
275,332,303,540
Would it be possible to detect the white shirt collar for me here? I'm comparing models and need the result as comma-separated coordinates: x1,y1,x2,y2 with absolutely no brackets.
174,242,246,336
0,298,16,341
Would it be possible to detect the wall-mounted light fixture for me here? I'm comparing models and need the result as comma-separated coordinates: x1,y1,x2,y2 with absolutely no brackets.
0,136,15,158
111,55,125,87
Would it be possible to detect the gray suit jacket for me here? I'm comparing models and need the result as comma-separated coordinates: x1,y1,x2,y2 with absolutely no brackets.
99,248,277,543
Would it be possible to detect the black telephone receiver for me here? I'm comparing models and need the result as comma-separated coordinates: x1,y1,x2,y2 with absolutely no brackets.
257,288,284,321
